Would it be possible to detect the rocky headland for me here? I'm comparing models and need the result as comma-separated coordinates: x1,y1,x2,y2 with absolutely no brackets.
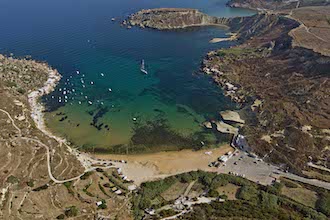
125,8,231,30
226,0,330,11
202,10,330,174
125,5,330,175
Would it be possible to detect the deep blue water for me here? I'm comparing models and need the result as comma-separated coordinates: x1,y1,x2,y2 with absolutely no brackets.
0,0,255,152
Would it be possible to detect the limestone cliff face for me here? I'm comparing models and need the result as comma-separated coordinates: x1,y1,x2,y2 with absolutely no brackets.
229,13,299,46
227,0,330,10
127,8,230,30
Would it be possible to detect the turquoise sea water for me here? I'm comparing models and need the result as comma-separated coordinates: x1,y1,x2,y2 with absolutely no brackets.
0,0,255,153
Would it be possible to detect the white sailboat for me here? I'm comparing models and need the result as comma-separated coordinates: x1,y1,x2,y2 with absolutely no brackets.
140,59,148,74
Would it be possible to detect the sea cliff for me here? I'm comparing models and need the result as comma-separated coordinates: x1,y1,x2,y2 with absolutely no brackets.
227,0,330,10
125,8,231,30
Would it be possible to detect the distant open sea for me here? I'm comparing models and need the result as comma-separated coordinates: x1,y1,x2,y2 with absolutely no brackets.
0,0,255,153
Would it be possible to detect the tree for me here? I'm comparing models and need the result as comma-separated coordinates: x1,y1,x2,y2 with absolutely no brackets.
208,189,219,198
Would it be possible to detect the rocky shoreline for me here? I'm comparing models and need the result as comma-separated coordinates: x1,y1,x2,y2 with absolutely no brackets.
26,64,110,171
201,10,330,172
28,68,62,140
124,8,231,30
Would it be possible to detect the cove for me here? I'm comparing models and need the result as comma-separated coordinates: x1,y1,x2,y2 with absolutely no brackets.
0,0,255,153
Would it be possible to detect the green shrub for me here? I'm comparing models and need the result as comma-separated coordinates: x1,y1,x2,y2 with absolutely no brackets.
98,199,107,209
219,194,228,200
237,185,258,204
17,87,26,94
260,191,279,210
6,175,19,184
281,178,299,188
316,192,330,217
96,168,104,172
56,214,65,219
159,209,177,217
26,180,35,187
65,206,78,217
5,81,17,87
208,189,220,198
178,173,193,183
63,181,74,196
33,184,49,191
80,171,93,180
103,183,110,187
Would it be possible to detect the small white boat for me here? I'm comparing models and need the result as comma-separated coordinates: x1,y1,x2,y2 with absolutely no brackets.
100,73,104,77
88,101,93,105
78,101,82,104
140,59,148,74
108,88,112,92
76,70,80,74
90,81,94,85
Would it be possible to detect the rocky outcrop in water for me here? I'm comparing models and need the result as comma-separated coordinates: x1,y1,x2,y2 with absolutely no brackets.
202,10,330,173
126,8,231,30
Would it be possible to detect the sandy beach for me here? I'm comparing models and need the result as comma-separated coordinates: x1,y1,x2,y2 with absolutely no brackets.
27,66,233,185
210,33,237,43
95,145,233,184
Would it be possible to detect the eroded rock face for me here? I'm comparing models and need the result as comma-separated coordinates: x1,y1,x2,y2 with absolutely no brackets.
126,8,231,30
227,0,330,10
202,11,330,172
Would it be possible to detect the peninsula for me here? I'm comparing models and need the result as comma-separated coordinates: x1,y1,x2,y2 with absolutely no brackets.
125,8,231,30
0,1,329,220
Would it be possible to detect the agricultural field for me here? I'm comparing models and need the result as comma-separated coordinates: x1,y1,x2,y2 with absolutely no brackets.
132,170,329,220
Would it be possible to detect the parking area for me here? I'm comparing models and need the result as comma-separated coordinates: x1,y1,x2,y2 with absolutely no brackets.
216,151,278,185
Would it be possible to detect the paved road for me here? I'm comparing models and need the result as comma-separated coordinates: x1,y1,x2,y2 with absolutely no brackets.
217,150,330,190
276,172,330,190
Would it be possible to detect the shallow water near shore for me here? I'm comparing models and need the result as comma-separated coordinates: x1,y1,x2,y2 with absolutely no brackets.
0,0,255,153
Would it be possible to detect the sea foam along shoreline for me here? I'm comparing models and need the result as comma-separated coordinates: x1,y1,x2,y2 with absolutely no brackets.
28,67,63,142
27,65,104,172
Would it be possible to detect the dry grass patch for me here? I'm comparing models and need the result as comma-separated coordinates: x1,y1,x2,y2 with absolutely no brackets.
161,182,188,201
281,186,318,208
217,183,240,200
302,170,330,183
